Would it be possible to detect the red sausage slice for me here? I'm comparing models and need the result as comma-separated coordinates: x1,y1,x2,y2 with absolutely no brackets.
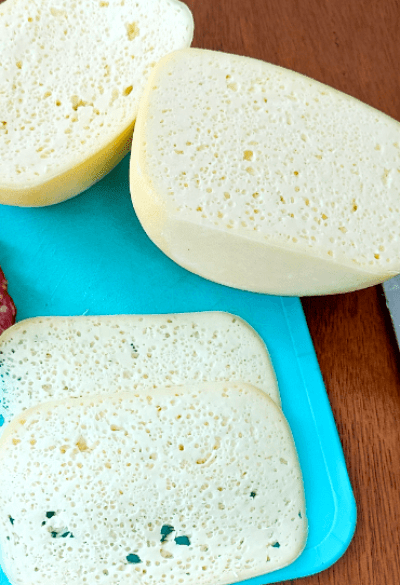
0,267,16,334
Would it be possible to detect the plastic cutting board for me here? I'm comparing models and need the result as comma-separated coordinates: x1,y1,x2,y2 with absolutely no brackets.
0,154,356,584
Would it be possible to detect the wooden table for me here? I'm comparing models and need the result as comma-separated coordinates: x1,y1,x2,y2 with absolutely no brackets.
185,0,400,583
184,1,400,584
1,0,399,583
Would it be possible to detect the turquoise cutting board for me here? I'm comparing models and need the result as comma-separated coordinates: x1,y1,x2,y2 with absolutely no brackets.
0,155,356,584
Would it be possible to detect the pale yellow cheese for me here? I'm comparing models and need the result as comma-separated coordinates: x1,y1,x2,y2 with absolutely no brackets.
130,48,400,296
0,382,307,585
1,122,134,206
0,0,193,206
0,312,280,433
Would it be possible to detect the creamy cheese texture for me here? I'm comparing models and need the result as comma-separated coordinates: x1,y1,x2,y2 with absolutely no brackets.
130,48,400,295
0,383,307,585
0,0,193,205
0,312,279,435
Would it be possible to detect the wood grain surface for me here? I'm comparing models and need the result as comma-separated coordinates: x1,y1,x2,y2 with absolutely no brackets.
185,1,400,584
1,0,400,583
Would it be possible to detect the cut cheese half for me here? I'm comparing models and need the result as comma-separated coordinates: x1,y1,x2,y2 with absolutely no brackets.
0,0,193,206
0,382,307,585
130,48,400,296
0,312,279,434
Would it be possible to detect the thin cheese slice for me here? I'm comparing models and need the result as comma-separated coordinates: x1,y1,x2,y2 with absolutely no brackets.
0,382,307,585
130,48,400,296
0,312,279,435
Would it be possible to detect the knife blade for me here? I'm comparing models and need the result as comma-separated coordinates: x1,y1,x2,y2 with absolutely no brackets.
383,274,400,349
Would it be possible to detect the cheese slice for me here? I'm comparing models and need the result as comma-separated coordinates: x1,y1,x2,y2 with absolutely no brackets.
130,48,400,296
0,382,307,585
0,312,279,435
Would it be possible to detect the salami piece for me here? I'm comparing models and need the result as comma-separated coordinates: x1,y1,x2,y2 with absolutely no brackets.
0,267,16,334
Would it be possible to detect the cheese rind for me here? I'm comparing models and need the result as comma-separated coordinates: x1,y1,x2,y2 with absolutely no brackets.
0,382,307,585
0,312,280,434
130,48,400,296
0,0,193,206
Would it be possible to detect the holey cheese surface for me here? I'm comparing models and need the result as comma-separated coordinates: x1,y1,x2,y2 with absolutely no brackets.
0,0,193,206
0,312,279,434
130,48,400,296
0,383,307,585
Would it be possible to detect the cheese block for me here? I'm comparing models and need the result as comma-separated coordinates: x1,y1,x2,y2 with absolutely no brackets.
0,0,193,206
0,312,279,434
0,382,307,585
130,48,400,296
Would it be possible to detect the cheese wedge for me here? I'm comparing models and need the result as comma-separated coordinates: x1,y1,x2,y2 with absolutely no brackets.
0,312,279,434
130,48,400,296
0,382,307,585
0,0,193,206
